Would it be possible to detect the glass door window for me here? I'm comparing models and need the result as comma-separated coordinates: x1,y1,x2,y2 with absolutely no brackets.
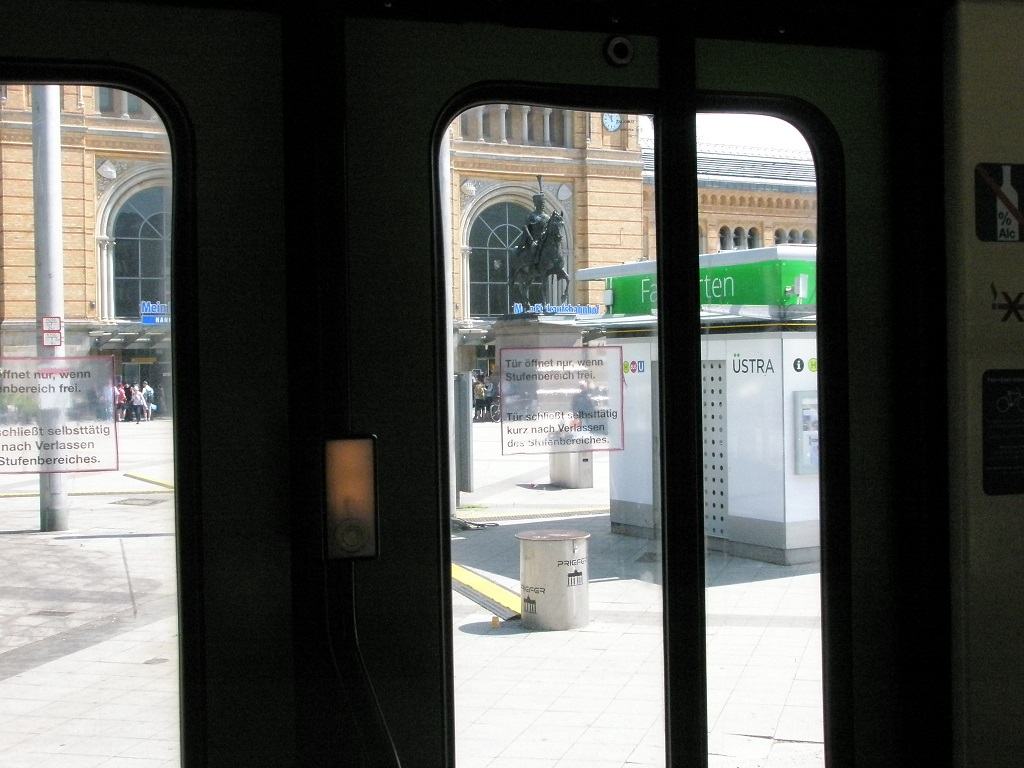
447,106,666,766
698,112,823,767
443,104,822,767
0,84,179,766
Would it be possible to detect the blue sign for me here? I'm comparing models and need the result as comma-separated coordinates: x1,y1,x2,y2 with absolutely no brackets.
141,314,170,325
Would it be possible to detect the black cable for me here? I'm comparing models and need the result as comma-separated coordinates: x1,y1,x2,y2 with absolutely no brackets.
324,561,402,767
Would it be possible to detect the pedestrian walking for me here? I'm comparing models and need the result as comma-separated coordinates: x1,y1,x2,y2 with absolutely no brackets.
142,380,155,421
130,384,146,423
115,382,128,422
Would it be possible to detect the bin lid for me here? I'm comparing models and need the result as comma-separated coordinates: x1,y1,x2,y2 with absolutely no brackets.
515,530,592,541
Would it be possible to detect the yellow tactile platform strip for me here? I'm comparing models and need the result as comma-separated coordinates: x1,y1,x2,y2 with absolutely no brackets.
451,563,521,621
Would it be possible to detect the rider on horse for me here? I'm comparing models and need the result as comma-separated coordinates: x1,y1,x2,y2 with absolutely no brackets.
521,192,550,267
510,175,570,307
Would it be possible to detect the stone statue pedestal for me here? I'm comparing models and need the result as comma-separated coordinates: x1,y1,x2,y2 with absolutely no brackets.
490,313,594,489
490,312,583,352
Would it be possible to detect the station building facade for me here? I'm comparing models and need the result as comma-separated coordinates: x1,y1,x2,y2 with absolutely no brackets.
0,84,171,402
447,104,817,373
0,92,815,393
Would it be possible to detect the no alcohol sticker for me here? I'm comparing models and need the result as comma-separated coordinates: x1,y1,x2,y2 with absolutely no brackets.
976,163,1024,242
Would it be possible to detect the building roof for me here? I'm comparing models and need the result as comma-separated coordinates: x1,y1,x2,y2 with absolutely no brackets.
640,139,816,191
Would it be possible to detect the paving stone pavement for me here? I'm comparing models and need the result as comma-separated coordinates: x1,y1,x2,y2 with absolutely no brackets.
0,417,178,767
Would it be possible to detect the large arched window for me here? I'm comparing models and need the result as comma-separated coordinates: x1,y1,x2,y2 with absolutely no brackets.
718,225,732,250
113,186,170,319
467,201,530,317
733,226,745,249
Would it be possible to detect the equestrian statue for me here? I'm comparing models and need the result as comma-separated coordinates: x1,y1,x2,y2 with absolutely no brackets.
509,176,570,308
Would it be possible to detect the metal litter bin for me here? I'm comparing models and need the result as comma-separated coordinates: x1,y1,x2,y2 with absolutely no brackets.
515,529,590,630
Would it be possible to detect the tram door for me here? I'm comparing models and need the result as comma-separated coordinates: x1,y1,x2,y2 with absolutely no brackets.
337,17,941,767
695,36,949,764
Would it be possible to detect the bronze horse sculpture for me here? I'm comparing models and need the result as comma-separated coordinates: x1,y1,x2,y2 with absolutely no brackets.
509,195,570,309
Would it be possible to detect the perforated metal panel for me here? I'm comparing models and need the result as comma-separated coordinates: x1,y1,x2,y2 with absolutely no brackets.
702,360,728,538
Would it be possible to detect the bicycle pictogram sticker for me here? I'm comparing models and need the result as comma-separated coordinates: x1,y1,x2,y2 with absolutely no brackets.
995,389,1024,414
